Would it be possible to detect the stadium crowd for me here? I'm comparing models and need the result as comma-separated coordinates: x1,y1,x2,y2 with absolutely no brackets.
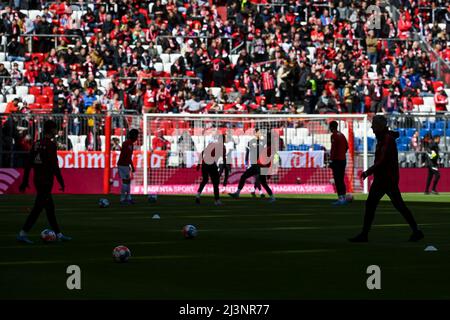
0,0,449,117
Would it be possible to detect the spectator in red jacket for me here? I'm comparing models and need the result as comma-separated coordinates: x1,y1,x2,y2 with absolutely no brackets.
434,89,448,112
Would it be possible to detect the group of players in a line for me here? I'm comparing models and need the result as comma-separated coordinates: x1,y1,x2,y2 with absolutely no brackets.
16,115,424,244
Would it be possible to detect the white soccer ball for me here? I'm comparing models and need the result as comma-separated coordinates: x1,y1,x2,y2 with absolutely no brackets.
112,245,131,263
148,194,158,203
182,224,198,239
99,198,110,208
40,229,57,242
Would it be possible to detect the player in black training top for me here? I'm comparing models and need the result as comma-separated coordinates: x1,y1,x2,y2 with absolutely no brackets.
228,129,276,202
195,138,225,205
17,120,72,243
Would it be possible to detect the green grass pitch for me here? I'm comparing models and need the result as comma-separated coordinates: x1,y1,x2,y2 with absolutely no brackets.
1,193,449,299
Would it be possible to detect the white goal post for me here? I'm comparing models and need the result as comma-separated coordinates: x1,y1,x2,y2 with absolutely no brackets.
140,114,369,195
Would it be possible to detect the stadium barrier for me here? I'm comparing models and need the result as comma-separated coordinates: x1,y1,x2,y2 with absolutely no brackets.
2,113,450,194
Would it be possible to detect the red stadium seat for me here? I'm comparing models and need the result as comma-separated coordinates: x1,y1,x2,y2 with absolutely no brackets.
35,95,49,104
411,97,424,105
29,86,42,96
31,53,45,63
42,86,54,98
28,103,41,110
186,70,195,77
107,70,118,77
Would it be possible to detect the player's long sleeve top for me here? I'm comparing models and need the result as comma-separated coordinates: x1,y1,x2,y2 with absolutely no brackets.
330,131,348,161
117,139,134,167
22,137,64,188
365,130,400,187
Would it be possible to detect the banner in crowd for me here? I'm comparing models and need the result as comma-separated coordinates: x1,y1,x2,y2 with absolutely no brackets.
55,151,325,169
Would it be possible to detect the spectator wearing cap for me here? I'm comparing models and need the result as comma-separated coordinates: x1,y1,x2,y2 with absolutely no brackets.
53,95,69,114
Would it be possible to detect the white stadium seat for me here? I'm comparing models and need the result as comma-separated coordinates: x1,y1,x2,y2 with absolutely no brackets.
0,103,6,113
6,94,19,102
15,61,24,71
2,61,11,70
16,86,29,96
420,97,435,113
100,79,112,89
208,87,221,98
160,53,170,64
163,62,172,74
154,62,163,72
230,54,239,65
23,95,35,104
170,53,182,63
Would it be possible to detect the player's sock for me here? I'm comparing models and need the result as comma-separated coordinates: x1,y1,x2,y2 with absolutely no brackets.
19,230,27,237
120,184,128,202
236,189,241,195
196,192,201,198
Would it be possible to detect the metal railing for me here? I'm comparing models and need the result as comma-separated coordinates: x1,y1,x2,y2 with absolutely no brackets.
2,33,83,55
155,35,234,55
2,113,450,169
0,113,141,167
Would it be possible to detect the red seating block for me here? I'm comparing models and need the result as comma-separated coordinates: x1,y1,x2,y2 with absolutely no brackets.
29,86,42,96
35,95,49,104
42,86,54,97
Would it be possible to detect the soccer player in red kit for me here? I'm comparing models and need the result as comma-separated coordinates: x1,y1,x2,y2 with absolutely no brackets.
117,129,139,204
329,121,349,205
349,115,424,242
17,120,71,244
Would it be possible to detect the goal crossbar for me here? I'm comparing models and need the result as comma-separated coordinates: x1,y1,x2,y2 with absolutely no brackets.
142,113,369,195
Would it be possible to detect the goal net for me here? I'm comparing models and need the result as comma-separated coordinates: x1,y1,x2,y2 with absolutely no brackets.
134,114,369,195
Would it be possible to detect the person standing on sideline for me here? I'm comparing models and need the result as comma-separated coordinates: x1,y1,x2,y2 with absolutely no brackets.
329,121,349,205
424,135,441,195
349,115,424,243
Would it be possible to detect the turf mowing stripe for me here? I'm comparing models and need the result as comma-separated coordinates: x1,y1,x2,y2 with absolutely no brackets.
0,249,335,266
264,249,333,254
0,241,176,249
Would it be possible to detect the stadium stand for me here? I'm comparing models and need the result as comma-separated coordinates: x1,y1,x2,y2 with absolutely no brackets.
0,0,449,168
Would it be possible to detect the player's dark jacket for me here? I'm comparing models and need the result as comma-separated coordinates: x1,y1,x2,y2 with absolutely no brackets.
426,142,440,168
22,137,64,190
201,143,226,166
365,130,400,188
